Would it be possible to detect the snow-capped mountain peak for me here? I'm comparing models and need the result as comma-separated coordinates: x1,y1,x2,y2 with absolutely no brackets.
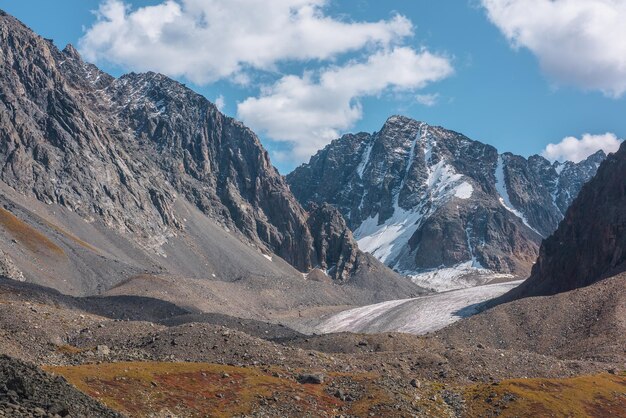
287,116,605,290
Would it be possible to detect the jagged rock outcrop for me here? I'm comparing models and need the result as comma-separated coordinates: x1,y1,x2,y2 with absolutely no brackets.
499,141,626,300
0,12,317,263
0,249,24,281
0,10,421,300
287,116,604,289
306,203,358,282
0,355,122,417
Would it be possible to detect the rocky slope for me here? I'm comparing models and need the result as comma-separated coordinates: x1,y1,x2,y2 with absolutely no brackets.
0,275,622,417
441,274,626,364
0,10,421,306
287,115,605,289
438,141,626,364
0,355,121,417
497,141,626,301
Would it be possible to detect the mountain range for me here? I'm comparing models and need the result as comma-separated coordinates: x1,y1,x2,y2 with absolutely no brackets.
0,9,624,417
497,139,626,301
0,10,422,318
287,115,604,290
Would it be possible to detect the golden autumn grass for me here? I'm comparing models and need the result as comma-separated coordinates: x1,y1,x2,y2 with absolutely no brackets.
45,361,626,418
45,362,343,417
54,344,87,355
44,362,427,417
464,372,626,417
0,207,65,257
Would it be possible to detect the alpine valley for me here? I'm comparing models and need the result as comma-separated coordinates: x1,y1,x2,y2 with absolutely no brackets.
0,10,624,418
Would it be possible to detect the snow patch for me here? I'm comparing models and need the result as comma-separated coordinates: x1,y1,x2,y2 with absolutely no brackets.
356,140,374,178
465,224,482,269
495,156,542,236
554,162,565,175
426,160,463,194
407,262,515,292
356,206,423,266
316,280,522,335
454,182,473,199
262,254,273,261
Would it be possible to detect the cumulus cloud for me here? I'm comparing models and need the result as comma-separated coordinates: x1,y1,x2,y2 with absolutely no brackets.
214,94,225,111
80,0,413,84
415,93,440,107
481,0,626,97
237,48,454,160
542,133,623,163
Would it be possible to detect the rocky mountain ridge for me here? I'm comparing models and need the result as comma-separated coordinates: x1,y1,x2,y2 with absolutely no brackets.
497,140,626,301
0,10,421,304
287,115,605,290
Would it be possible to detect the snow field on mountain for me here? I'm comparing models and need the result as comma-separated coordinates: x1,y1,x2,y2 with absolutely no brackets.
495,157,542,236
355,136,474,269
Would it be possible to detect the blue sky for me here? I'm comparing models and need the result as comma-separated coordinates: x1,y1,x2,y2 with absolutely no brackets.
1,0,624,173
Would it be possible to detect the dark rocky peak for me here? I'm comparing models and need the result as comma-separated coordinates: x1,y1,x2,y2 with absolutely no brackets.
496,141,626,302
287,116,606,289
502,150,611,237
110,71,204,107
58,44,114,92
287,131,374,215
553,149,606,173
0,12,64,104
377,115,424,141
0,10,404,287
500,152,560,237
62,43,81,60
98,70,317,273
0,19,182,249
306,203,358,282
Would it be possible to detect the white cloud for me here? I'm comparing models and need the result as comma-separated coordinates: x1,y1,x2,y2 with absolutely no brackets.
542,133,623,163
481,0,626,97
214,94,225,111
416,93,440,107
237,47,454,161
80,0,413,84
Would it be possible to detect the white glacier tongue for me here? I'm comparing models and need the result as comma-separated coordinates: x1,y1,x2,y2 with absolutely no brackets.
495,156,542,236
316,280,523,335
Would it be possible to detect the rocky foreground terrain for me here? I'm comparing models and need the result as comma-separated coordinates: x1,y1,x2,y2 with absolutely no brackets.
0,355,121,417
0,273,624,417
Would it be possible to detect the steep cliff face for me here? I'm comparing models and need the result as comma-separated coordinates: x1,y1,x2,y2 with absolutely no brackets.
306,203,358,282
502,141,626,300
0,13,316,265
0,11,421,300
287,116,604,290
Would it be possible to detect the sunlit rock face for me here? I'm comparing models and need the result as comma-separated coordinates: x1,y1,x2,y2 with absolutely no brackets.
288,115,604,290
